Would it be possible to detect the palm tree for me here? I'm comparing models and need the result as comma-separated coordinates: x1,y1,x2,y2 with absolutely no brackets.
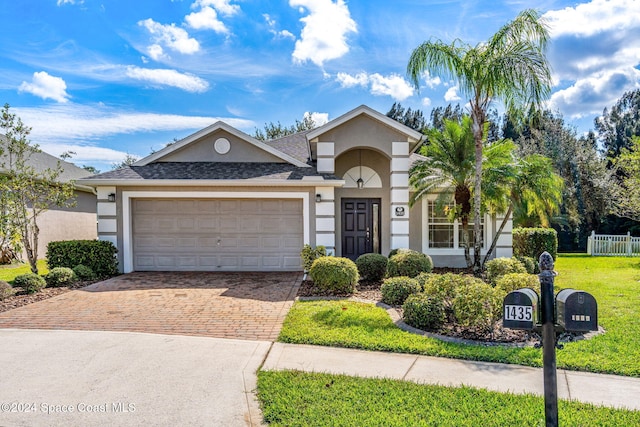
409,116,514,267
407,9,552,272
483,154,563,266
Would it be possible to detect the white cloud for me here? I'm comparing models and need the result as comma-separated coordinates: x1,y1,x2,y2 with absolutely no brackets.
14,104,255,148
18,71,70,103
186,6,229,33
290,0,357,67
420,71,441,89
544,0,640,38
264,14,296,40
444,86,461,102
549,68,640,118
421,97,432,107
335,72,413,101
138,18,200,58
336,72,368,88
57,0,82,5
543,0,640,120
369,74,414,101
194,0,240,17
305,111,329,126
125,66,209,93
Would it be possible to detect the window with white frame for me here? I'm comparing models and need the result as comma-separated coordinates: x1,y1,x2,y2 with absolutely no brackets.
426,200,484,249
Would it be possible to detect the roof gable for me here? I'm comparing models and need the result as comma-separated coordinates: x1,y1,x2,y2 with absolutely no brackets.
135,122,310,168
307,105,424,144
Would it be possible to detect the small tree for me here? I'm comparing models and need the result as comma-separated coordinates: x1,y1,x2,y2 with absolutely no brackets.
0,104,76,274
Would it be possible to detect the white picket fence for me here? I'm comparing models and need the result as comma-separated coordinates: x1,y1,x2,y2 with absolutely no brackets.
587,231,640,257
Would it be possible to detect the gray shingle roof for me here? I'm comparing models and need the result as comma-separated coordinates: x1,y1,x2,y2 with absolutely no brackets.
0,135,93,182
262,131,311,163
84,162,339,181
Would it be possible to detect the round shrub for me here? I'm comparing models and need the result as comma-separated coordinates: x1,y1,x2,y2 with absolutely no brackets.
355,253,388,282
496,273,539,294
14,273,46,294
45,267,77,287
381,276,421,305
309,256,359,294
515,256,536,274
0,280,16,301
388,248,412,258
485,257,527,285
73,264,96,281
403,293,446,331
386,250,433,278
452,282,505,330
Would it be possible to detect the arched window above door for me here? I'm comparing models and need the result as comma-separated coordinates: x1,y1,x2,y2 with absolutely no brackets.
342,166,382,188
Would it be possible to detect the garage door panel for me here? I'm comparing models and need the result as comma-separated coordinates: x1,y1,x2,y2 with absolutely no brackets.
132,198,304,271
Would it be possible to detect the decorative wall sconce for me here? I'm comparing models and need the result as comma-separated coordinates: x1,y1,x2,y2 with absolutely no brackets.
315,194,322,203
357,149,364,189
356,178,364,189
107,193,116,202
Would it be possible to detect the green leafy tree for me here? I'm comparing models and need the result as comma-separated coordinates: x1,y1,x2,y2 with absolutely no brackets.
409,116,513,267
613,136,640,221
595,89,640,160
0,104,76,273
407,9,552,272
386,102,427,132
254,114,316,141
111,153,139,170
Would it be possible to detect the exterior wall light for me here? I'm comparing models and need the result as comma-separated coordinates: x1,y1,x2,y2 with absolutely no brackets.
315,194,322,203
107,193,116,202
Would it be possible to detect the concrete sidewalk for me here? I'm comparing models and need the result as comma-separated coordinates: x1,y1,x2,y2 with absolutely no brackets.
262,343,640,411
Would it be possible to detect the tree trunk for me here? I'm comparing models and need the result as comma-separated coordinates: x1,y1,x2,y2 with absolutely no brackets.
482,204,513,268
455,185,473,268
472,120,484,275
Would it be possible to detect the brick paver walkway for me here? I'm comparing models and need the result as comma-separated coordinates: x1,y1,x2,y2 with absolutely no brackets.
0,272,302,341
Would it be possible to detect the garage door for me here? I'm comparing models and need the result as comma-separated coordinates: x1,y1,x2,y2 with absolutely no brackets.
132,198,304,271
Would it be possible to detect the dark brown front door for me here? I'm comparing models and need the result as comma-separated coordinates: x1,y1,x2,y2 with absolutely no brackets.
341,198,381,261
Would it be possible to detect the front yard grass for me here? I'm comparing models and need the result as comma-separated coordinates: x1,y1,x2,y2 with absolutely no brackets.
279,254,640,377
0,260,48,284
257,370,640,426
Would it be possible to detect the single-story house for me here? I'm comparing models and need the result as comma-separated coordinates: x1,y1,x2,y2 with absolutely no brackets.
78,105,512,273
0,136,97,260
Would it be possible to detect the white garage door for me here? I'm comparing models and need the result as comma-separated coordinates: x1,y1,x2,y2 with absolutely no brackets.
132,198,304,271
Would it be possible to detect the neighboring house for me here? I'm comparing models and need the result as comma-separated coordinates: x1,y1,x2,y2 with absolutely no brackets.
0,136,97,259
78,105,512,273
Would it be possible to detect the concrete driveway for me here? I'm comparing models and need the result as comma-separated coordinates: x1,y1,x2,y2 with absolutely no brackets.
0,329,269,426
0,272,302,341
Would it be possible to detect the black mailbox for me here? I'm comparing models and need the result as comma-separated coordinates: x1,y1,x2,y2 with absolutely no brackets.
503,288,539,330
555,289,598,332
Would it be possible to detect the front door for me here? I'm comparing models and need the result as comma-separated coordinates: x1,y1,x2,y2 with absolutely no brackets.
341,198,381,261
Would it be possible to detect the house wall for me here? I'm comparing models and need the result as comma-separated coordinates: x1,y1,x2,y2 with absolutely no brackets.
27,190,97,259
159,130,286,163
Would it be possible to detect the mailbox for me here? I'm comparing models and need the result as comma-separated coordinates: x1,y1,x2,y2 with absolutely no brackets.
503,288,540,330
555,289,598,332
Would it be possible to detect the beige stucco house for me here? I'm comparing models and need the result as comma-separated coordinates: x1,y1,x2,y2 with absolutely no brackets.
78,105,512,273
0,137,97,259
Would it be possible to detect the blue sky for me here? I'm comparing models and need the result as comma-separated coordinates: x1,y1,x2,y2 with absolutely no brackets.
1,0,639,171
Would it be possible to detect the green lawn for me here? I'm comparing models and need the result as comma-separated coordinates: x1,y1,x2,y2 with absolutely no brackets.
257,370,640,426
0,260,49,284
279,254,640,376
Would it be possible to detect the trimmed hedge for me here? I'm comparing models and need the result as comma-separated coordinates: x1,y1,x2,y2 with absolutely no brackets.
72,264,97,281
496,273,540,294
301,244,328,272
14,273,46,294
515,256,537,274
381,276,421,306
47,240,118,278
309,257,359,294
452,282,505,330
355,253,388,282
387,250,433,278
513,227,558,261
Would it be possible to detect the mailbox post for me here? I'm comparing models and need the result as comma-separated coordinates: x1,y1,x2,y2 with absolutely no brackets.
538,252,558,427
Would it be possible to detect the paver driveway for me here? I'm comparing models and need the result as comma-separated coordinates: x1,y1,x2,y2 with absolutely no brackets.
0,272,302,341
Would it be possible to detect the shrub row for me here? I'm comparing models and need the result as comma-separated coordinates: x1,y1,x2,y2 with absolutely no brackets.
513,227,558,261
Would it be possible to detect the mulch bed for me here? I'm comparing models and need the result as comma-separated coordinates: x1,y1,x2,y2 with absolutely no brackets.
0,281,97,314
